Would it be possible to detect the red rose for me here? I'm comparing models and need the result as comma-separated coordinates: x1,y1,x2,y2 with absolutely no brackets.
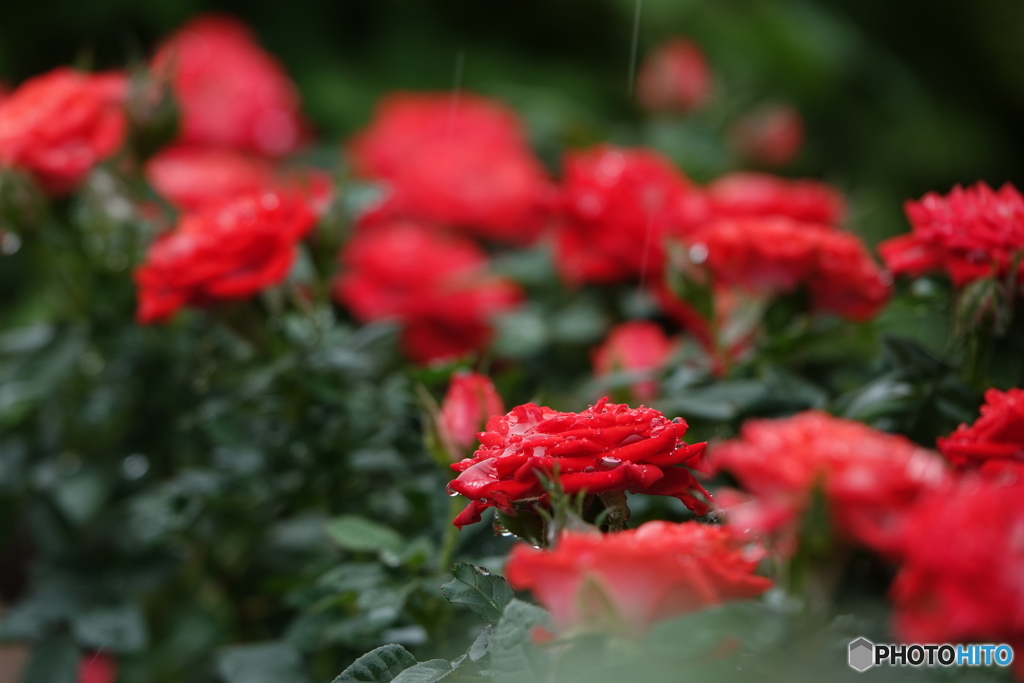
135,189,316,323
729,104,805,167
709,411,950,556
506,522,771,633
349,93,554,244
153,15,306,156
555,145,694,285
682,217,891,320
702,172,845,226
448,397,709,529
592,321,678,402
878,181,1024,287
938,388,1024,477
79,653,117,683
890,479,1024,678
334,221,522,363
0,68,126,195
145,144,333,213
439,371,504,460
636,38,712,114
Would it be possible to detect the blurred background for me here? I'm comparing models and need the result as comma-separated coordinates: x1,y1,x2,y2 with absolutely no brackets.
3,0,1022,246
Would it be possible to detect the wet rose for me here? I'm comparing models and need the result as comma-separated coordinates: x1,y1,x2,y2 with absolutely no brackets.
592,321,678,402
709,411,950,556
0,67,126,195
555,145,695,285
448,397,709,528
438,371,504,460
135,189,316,323
334,221,522,364
878,181,1024,287
506,521,771,633
938,388,1024,478
702,172,845,226
349,93,554,244
636,38,712,114
153,15,307,156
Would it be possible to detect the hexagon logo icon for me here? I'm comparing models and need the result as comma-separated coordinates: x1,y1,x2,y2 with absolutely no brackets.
849,637,875,672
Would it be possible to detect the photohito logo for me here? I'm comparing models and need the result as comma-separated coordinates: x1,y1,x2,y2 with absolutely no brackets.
848,638,1014,672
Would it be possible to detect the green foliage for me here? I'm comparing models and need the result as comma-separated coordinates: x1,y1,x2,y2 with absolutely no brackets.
439,563,515,624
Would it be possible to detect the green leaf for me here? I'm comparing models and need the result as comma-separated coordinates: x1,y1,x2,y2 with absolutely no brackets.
390,660,453,683
216,641,308,683
332,644,417,683
490,599,551,683
325,515,405,560
21,633,78,683
72,604,148,653
440,563,515,623
468,624,494,662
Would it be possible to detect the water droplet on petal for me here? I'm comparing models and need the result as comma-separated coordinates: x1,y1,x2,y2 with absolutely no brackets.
599,456,622,470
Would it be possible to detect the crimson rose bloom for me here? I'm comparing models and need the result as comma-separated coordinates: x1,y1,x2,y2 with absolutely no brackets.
438,371,504,460
506,521,771,633
592,321,678,402
145,144,332,213
729,104,805,167
938,388,1024,477
0,68,126,195
153,15,306,156
349,93,554,244
890,480,1024,678
556,145,695,285
636,38,712,114
710,411,950,556
683,217,891,321
878,181,1024,287
448,398,709,528
702,172,845,226
135,190,315,322
334,221,522,363
79,653,117,683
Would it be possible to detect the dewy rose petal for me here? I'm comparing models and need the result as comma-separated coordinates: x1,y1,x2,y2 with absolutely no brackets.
879,181,1024,287
448,398,709,529
334,221,522,364
0,67,127,195
134,189,315,322
505,521,771,633
153,15,307,156
709,411,949,556
938,387,1024,477
349,93,554,244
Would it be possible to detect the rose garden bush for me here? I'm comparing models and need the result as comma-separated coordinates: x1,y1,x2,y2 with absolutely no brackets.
0,9,1023,683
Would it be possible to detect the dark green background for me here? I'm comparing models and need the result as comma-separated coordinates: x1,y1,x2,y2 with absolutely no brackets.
3,0,1023,242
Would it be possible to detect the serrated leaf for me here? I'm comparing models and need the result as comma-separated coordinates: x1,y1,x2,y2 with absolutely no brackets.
332,644,417,683
490,599,551,683
325,516,404,557
216,641,308,683
440,563,514,623
390,659,453,683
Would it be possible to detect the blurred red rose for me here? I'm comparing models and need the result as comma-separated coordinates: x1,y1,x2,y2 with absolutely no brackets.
938,388,1024,477
702,172,845,226
334,221,522,364
135,189,316,322
153,15,306,157
506,521,771,633
592,321,677,402
682,216,891,321
0,67,126,195
439,371,504,460
448,397,709,528
709,411,950,556
556,145,695,285
636,38,712,114
349,93,554,244
79,653,117,683
145,144,333,213
729,103,805,167
878,182,1024,287
891,479,1024,677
